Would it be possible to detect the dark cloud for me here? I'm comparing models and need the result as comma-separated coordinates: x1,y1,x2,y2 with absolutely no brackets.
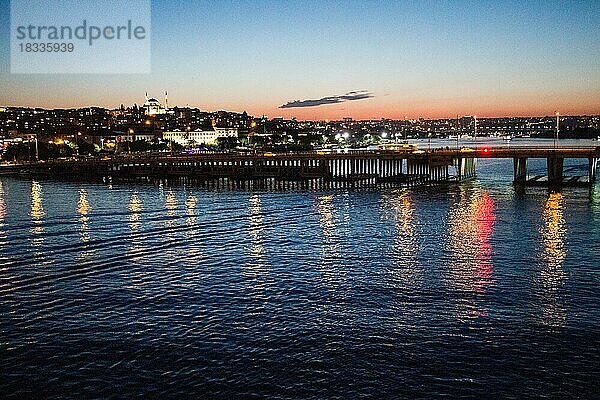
279,90,374,109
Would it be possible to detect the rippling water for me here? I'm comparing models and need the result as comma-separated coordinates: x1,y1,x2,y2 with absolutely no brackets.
1,158,600,398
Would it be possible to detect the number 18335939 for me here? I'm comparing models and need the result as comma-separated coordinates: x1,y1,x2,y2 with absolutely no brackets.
19,42,74,52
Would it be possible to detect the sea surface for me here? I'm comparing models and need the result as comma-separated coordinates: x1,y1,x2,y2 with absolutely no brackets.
1,145,600,398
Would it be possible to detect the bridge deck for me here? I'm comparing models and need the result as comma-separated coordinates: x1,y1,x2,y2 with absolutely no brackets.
2,146,599,187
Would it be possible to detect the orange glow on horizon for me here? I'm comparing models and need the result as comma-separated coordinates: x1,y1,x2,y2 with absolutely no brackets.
2,92,598,121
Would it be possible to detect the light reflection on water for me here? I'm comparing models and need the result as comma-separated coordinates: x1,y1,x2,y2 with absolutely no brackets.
185,195,197,226
313,193,350,331
538,192,567,327
385,189,420,288
77,189,92,250
0,181,7,272
183,193,202,262
128,191,142,232
0,180,5,222
0,180,6,236
0,173,599,398
164,189,178,225
316,194,340,278
29,181,45,253
126,191,145,277
247,194,267,274
446,185,496,320
30,181,45,230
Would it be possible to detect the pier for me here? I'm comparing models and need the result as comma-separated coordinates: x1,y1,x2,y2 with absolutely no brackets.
3,146,599,187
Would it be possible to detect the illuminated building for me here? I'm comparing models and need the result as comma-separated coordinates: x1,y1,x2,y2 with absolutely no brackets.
163,127,237,145
143,92,169,116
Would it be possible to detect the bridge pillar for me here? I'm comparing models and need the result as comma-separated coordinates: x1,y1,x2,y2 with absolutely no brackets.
589,157,598,183
513,157,528,183
324,159,329,177
456,157,476,180
547,157,564,183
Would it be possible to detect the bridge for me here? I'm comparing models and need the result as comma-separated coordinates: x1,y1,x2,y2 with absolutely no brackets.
3,146,599,187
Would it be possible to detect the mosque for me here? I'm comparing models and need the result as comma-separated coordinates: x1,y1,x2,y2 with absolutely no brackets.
143,92,170,115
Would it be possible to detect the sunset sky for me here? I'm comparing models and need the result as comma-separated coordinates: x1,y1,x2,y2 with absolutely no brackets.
1,0,599,120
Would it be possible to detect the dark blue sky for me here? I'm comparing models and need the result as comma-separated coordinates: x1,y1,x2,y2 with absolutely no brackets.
1,0,598,119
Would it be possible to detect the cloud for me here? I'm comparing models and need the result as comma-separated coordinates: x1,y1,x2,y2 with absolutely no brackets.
279,90,374,109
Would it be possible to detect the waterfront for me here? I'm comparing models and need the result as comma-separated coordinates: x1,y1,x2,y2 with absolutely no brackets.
1,158,599,398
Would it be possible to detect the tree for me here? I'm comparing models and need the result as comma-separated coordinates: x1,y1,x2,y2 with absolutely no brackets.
215,136,239,150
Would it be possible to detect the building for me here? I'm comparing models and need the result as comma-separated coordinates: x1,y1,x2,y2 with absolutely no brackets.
213,126,239,137
163,127,237,146
114,130,156,142
143,92,169,115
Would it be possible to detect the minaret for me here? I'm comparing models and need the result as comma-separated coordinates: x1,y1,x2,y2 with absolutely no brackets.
165,91,168,110
145,92,148,101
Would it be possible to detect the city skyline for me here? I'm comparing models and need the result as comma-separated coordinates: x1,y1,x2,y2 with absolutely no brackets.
1,0,599,119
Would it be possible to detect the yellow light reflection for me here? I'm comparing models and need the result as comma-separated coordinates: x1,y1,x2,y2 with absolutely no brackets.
30,181,45,241
0,181,5,223
378,189,425,331
315,194,349,323
0,180,11,291
129,191,142,231
538,192,567,327
76,188,95,260
316,195,340,281
247,194,266,273
182,194,204,263
186,195,197,226
386,190,420,287
447,186,496,320
318,195,335,239
77,189,91,235
0,180,7,251
164,190,178,228
126,191,146,283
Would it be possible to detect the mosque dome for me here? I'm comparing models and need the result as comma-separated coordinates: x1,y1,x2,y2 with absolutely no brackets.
145,98,161,105
143,93,168,115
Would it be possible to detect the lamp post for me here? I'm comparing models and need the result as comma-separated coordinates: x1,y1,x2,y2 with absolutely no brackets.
456,115,460,151
128,128,134,154
33,133,38,161
554,111,559,149
76,132,82,156
473,115,477,144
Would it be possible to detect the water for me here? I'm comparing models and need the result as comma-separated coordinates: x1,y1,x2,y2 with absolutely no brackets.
1,157,600,398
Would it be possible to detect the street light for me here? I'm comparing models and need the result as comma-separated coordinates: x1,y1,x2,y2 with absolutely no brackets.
77,131,82,156
32,133,38,161
128,128,134,154
456,115,460,151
